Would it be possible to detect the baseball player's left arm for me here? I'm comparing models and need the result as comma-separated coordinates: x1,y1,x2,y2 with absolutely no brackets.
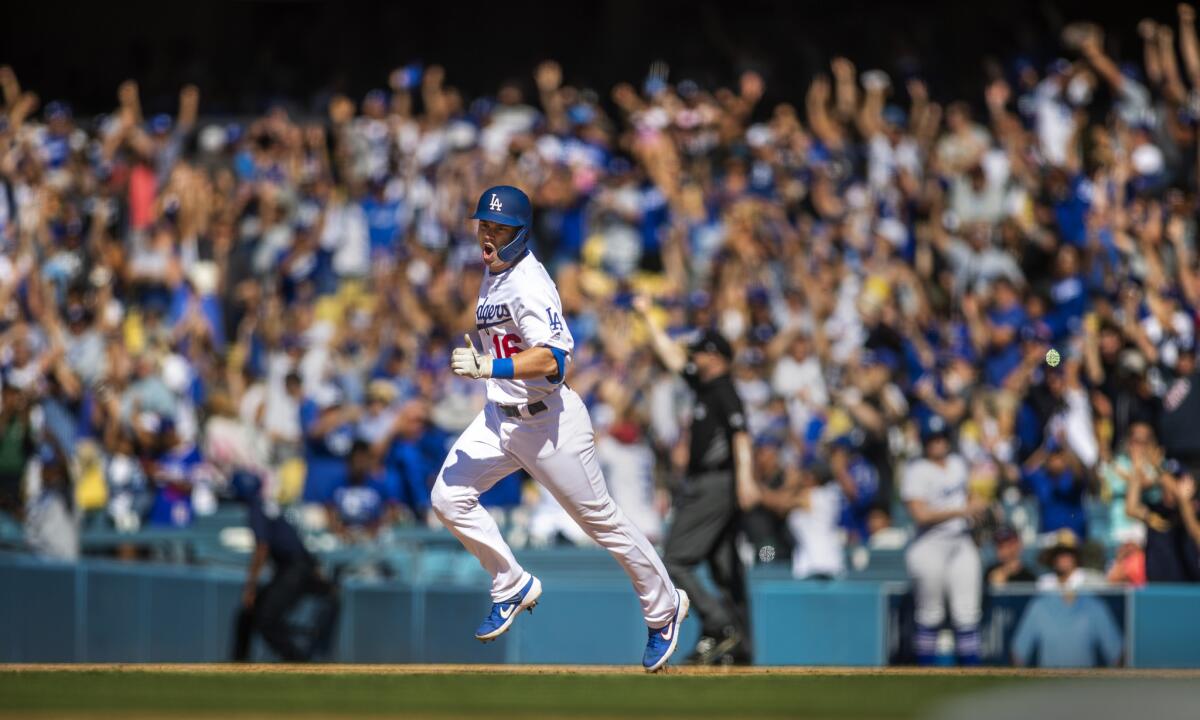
503,346,562,379
451,335,562,380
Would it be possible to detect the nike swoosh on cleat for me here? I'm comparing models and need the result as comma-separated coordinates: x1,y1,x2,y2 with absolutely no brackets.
499,605,516,619
660,623,674,641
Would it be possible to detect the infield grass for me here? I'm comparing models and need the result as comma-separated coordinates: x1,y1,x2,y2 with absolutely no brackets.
0,665,1194,719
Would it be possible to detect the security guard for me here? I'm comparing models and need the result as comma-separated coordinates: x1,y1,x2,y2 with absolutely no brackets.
231,473,339,662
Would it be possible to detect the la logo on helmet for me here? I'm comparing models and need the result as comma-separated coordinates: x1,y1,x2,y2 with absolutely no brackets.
489,194,503,211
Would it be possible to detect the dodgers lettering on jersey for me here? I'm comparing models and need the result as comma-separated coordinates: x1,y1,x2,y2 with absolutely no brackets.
474,253,573,405
901,454,970,538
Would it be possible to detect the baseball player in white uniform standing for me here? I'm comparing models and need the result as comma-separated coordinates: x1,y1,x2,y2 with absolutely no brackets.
901,415,985,665
434,185,688,672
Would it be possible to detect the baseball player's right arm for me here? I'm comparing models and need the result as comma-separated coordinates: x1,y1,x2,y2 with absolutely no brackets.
632,295,686,374
451,334,561,380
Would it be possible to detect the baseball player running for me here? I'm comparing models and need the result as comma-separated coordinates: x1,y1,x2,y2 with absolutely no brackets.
433,185,688,672
902,415,985,665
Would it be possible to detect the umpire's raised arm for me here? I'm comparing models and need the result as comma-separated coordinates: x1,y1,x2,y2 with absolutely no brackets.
632,295,759,510
632,295,688,374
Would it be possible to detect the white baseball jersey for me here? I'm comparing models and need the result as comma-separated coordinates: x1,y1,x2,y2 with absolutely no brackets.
474,252,573,405
901,454,970,539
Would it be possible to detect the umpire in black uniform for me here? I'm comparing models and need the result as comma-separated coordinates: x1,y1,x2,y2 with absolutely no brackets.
231,473,339,662
634,296,759,665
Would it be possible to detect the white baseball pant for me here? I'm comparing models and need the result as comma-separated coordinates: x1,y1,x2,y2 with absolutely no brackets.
431,385,678,627
905,533,982,628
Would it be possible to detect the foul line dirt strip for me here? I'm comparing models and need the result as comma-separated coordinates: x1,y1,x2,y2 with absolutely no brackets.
2,664,1199,678
6,716,642,720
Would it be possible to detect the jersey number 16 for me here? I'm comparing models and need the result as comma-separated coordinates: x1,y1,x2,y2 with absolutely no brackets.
492,334,523,359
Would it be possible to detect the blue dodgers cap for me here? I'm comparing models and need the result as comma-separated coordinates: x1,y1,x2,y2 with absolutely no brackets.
567,103,596,126
230,472,263,503
882,105,907,128
45,101,72,121
150,114,173,134
829,433,859,450
471,185,533,263
920,413,951,443
469,97,496,123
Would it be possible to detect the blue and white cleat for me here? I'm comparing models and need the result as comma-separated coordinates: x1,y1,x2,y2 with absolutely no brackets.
643,589,689,672
475,575,542,642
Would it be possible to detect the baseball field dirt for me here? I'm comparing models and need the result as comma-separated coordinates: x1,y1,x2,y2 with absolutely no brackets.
2,665,1198,719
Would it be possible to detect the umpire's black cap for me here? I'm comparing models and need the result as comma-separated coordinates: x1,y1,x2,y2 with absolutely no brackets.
689,329,733,360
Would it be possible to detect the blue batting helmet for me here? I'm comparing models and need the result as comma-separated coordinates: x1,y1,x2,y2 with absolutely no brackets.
472,185,532,263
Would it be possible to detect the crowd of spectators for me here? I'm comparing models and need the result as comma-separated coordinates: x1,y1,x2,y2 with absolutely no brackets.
3,8,1200,595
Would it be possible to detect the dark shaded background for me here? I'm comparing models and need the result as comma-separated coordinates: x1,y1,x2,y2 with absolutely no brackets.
0,0,1182,116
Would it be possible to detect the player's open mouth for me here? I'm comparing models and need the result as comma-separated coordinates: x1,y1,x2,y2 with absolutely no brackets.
481,242,496,261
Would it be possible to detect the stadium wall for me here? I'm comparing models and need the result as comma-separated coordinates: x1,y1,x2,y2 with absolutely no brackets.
2,554,1198,667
